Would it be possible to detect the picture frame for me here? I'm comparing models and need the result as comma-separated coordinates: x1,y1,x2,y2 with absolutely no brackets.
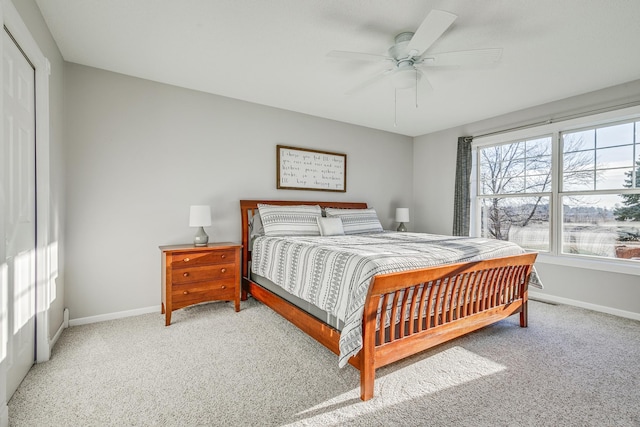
276,145,347,192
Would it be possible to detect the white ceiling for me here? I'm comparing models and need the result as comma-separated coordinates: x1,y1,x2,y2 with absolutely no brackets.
35,0,640,137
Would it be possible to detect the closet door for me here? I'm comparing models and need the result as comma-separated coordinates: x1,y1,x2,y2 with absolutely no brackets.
3,28,36,399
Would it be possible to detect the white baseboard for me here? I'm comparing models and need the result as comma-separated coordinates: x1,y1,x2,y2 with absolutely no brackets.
61,295,640,327
1,403,8,427
68,305,160,327
49,318,66,351
529,291,640,321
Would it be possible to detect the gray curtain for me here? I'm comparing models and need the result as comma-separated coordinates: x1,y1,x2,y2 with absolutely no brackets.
452,136,473,236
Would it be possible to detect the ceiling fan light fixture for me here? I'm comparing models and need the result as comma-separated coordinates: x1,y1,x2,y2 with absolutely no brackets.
390,67,420,89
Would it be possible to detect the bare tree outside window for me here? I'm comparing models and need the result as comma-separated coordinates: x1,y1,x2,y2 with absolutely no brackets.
479,137,553,244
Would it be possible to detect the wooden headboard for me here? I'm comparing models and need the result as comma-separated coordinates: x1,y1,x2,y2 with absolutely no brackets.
239,200,368,280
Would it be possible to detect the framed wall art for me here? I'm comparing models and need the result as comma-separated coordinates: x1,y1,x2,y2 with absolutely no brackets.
276,145,347,192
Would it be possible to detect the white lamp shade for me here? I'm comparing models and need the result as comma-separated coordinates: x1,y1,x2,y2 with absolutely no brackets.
189,205,211,227
395,208,410,223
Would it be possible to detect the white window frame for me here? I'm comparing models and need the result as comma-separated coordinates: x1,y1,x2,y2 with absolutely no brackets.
472,105,640,277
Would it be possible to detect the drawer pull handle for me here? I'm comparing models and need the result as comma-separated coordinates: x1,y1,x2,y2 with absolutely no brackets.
221,268,226,273
221,254,226,259
183,272,189,277
183,291,189,295
221,285,226,289
184,257,190,262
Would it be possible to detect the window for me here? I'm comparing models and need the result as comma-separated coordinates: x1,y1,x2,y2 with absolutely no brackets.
560,122,639,260
474,112,640,264
477,137,552,251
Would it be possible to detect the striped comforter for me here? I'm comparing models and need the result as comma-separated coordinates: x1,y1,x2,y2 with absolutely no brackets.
251,232,541,367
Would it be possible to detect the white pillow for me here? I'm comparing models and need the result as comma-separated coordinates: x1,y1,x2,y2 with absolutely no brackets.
257,204,322,236
324,207,383,234
317,217,345,236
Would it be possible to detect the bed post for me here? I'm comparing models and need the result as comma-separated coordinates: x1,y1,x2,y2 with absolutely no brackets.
520,289,528,328
360,283,380,401
240,201,253,301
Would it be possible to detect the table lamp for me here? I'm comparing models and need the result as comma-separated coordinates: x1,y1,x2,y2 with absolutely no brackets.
395,208,409,232
189,205,211,246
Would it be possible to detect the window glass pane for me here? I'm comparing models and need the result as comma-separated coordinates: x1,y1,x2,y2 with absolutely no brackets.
633,151,640,189
563,171,594,192
596,145,634,169
479,137,551,195
564,150,594,172
595,168,633,190
526,154,551,174
480,196,550,251
596,122,634,148
562,194,640,261
526,173,551,192
526,137,551,156
503,175,525,193
563,129,594,152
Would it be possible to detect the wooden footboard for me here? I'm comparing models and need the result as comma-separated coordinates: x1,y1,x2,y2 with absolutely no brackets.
239,200,537,401
359,253,536,400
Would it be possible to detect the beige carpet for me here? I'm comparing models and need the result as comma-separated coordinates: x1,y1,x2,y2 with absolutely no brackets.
8,298,640,426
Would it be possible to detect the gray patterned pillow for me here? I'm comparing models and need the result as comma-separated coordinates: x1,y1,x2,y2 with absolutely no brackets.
257,204,322,236
324,207,383,234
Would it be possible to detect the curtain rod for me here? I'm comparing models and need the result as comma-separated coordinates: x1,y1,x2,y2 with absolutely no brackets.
472,99,640,140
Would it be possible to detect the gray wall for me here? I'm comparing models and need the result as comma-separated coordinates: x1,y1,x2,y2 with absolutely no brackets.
414,79,640,317
64,63,413,320
11,0,66,341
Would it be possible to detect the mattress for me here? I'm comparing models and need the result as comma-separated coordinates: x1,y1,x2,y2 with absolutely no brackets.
251,272,344,330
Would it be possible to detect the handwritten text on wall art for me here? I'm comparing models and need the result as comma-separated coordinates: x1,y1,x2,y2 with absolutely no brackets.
277,145,346,192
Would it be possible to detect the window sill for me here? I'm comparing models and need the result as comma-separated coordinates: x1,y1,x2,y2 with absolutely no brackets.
535,252,640,276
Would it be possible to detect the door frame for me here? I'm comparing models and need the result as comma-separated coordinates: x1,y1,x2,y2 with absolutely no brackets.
1,0,51,424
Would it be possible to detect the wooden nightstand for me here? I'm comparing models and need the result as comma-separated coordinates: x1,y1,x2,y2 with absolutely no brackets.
160,242,242,326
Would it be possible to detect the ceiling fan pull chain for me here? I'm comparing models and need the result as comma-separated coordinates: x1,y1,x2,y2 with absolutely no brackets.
394,89,398,127
415,69,419,108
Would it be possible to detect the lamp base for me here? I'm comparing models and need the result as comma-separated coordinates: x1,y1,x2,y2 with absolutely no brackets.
193,226,209,246
397,222,407,232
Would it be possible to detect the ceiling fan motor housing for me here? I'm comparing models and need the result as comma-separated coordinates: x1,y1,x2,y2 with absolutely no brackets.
388,32,415,60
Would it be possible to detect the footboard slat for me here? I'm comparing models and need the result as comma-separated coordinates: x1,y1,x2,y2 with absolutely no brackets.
378,293,389,346
424,281,436,331
408,284,421,335
448,275,458,323
391,292,401,341
399,287,411,338
466,271,480,316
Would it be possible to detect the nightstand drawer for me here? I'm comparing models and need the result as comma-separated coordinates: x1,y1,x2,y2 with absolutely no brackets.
172,280,236,308
171,263,236,284
171,249,236,268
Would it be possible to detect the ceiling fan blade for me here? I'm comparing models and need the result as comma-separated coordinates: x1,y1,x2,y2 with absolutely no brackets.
406,10,457,56
345,68,394,95
327,50,392,62
418,48,503,67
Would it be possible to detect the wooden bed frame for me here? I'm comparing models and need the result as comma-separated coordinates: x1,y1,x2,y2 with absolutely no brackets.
240,200,537,401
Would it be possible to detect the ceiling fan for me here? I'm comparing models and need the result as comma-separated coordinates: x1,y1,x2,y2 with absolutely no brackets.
328,10,502,96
